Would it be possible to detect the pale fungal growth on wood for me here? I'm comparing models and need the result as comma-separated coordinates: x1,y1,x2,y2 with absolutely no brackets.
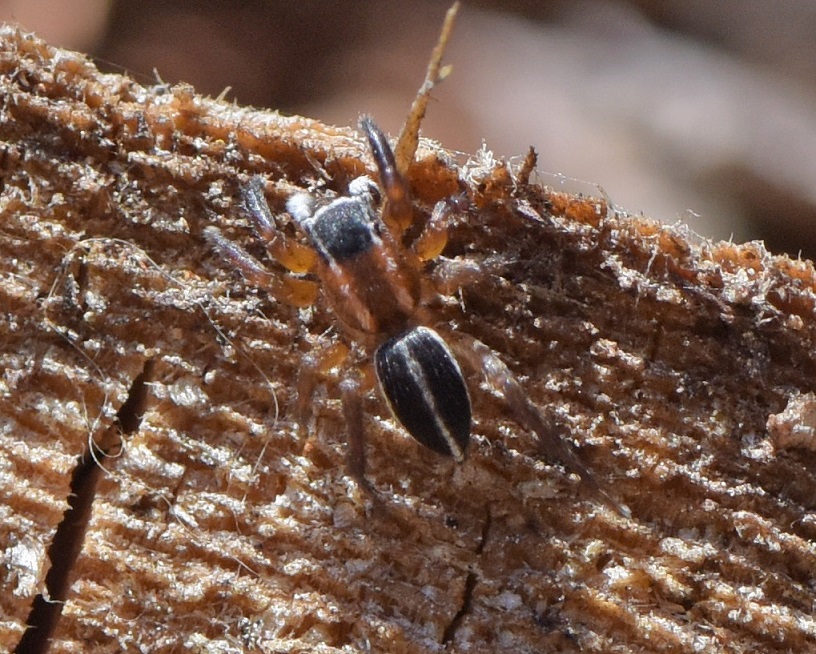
3,20,816,654
767,392,816,452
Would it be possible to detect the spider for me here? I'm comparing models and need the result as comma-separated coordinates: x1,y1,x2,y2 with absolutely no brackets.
205,116,622,514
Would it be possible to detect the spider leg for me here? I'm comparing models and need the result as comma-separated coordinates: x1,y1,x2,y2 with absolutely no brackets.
243,176,317,274
294,342,350,431
451,334,629,517
359,116,413,236
294,343,381,500
340,376,367,486
204,227,318,307
414,194,467,262
295,353,319,435
340,373,387,509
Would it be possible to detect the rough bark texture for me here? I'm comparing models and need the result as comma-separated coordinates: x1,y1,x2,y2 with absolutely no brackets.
3,26,816,653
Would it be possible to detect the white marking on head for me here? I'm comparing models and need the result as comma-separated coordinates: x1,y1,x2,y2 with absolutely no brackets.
348,175,378,201
286,193,317,226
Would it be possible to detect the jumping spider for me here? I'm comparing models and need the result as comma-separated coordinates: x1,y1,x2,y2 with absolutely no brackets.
206,117,621,513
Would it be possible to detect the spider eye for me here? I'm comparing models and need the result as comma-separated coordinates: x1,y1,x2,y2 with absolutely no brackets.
375,327,470,461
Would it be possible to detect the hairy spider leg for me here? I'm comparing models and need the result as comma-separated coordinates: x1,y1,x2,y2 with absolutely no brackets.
203,225,318,307
242,176,317,274
204,178,321,307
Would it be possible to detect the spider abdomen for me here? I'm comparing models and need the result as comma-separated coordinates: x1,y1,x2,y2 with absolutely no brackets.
375,326,471,461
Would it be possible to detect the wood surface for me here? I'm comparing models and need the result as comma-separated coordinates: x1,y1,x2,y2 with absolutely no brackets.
2,26,816,653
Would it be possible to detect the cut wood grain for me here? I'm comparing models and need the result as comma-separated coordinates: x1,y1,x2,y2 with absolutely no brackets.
2,25,816,653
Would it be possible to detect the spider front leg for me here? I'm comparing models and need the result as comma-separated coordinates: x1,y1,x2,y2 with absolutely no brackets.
359,116,414,237
242,176,317,274
205,179,319,307
360,115,468,265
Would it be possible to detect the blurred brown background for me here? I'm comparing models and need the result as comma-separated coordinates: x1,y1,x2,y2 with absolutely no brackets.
4,0,816,259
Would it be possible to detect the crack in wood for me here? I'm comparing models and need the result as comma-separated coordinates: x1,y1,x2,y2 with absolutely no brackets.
14,360,153,654
441,508,490,646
